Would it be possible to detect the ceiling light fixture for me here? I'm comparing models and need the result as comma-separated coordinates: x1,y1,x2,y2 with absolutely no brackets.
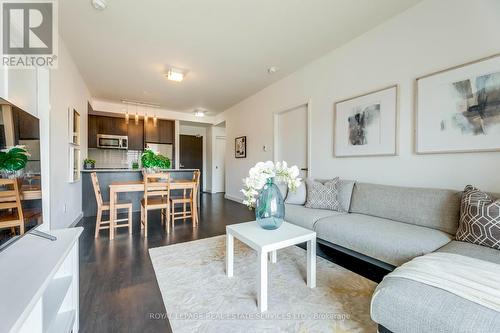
194,108,206,117
166,68,184,82
267,66,279,74
91,0,107,10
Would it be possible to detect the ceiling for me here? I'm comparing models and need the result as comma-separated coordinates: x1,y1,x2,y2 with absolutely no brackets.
60,0,421,114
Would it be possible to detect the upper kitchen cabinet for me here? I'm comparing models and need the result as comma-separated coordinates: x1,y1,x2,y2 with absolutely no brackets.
145,119,174,144
98,116,127,136
128,119,144,150
88,114,98,148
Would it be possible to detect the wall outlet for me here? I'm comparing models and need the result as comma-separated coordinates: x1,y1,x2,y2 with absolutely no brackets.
263,145,269,152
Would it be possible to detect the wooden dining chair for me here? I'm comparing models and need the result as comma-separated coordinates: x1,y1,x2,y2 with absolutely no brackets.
170,170,200,225
0,178,25,236
141,172,171,237
91,172,132,238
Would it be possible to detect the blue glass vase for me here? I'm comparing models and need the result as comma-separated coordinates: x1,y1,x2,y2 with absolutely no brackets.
255,178,285,230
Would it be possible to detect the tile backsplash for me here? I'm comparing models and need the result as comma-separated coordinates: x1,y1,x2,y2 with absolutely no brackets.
88,148,142,169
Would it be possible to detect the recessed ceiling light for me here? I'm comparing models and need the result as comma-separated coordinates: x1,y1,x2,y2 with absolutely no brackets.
166,68,184,82
91,0,107,10
267,66,279,74
194,108,207,117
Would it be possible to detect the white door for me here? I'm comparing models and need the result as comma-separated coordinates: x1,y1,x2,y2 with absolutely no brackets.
276,104,308,178
213,136,226,193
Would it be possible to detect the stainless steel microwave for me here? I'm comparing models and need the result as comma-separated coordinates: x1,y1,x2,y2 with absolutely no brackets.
97,134,128,149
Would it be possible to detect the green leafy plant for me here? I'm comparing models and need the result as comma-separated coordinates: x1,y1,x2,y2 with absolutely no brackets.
141,148,171,170
0,145,30,172
84,158,96,165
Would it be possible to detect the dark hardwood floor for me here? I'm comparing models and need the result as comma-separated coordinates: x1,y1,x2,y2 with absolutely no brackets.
77,193,254,333
77,193,388,333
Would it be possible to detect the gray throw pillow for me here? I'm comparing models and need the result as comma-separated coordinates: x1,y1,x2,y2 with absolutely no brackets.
456,185,500,250
305,178,344,212
315,178,355,212
285,181,306,205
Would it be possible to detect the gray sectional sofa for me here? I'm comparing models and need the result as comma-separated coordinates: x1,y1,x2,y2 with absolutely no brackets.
284,180,500,333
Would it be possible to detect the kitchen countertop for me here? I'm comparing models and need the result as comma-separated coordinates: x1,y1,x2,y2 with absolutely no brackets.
81,168,198,173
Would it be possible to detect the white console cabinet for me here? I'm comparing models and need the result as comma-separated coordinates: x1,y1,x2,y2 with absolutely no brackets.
0,227,83,333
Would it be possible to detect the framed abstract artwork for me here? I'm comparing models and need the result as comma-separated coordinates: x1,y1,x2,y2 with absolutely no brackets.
416,54,500,154
235,136,246,158
334,85,398,157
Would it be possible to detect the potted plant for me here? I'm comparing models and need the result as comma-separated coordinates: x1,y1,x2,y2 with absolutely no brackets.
141,148,171,173
0,145,30,179
241,161,301,230
83,158,96,170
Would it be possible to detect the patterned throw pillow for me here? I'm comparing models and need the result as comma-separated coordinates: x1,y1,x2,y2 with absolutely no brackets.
456,185,500,250
305,178,344,212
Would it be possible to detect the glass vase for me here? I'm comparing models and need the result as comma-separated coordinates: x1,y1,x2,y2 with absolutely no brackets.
255,178,285,230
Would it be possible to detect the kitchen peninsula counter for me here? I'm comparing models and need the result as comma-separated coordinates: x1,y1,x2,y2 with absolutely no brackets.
81,169,198,217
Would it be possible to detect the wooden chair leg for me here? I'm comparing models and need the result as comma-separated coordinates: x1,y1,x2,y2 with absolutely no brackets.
140,205,144,230
128,206,132,234
144,209,148,238
166,203,171,233
95,207,102,238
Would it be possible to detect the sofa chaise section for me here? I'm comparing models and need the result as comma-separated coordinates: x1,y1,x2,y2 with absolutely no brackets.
371,241,500,333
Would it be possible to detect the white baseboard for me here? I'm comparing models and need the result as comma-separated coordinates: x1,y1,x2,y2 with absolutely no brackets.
69,211,84,228
224,193,243,203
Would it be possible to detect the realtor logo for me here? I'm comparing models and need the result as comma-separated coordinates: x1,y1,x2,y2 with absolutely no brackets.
1,0,58,68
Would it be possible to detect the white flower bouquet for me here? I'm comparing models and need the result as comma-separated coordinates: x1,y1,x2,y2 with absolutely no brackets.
241,161,302,207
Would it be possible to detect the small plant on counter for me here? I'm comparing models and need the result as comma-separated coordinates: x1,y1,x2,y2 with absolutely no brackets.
83,158,96,169
0,145,30,178
141,148,171,172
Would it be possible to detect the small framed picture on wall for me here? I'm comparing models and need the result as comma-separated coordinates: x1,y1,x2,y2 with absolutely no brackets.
235,136,247,158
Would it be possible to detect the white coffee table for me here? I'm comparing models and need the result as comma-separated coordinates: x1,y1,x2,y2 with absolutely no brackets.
225,221,316,312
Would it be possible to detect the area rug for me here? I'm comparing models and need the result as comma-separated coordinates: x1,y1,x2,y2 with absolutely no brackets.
149,235,377,333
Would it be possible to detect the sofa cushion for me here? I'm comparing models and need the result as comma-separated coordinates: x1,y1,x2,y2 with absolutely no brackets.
305,178,343,211
314,213,453,266
437,240,500,265
284,204,344,230
285,181,307,205
371,277,500,333
350,182,461,234
455,185,500,250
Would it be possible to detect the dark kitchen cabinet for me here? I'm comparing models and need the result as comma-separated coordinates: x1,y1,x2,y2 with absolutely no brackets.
127,119,144,150
98,116,127,136
145,119,174,144
16,109,40,139
88,115,98,148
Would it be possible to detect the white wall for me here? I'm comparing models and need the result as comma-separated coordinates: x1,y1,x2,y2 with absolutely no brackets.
222,0,500,202
49,39,91,229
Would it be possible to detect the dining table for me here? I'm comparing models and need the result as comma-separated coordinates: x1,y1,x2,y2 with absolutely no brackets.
108,179,199,239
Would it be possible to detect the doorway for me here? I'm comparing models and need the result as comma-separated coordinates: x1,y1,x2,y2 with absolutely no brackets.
274,102,310,178
179,134,203,190
213,136,226,193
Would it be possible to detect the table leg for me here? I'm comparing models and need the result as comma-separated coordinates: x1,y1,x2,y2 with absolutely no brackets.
258,251,268,312
192,185,199,226
226,232,233,277
307,238,316,288
109,189,116,240
269,250,277,263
